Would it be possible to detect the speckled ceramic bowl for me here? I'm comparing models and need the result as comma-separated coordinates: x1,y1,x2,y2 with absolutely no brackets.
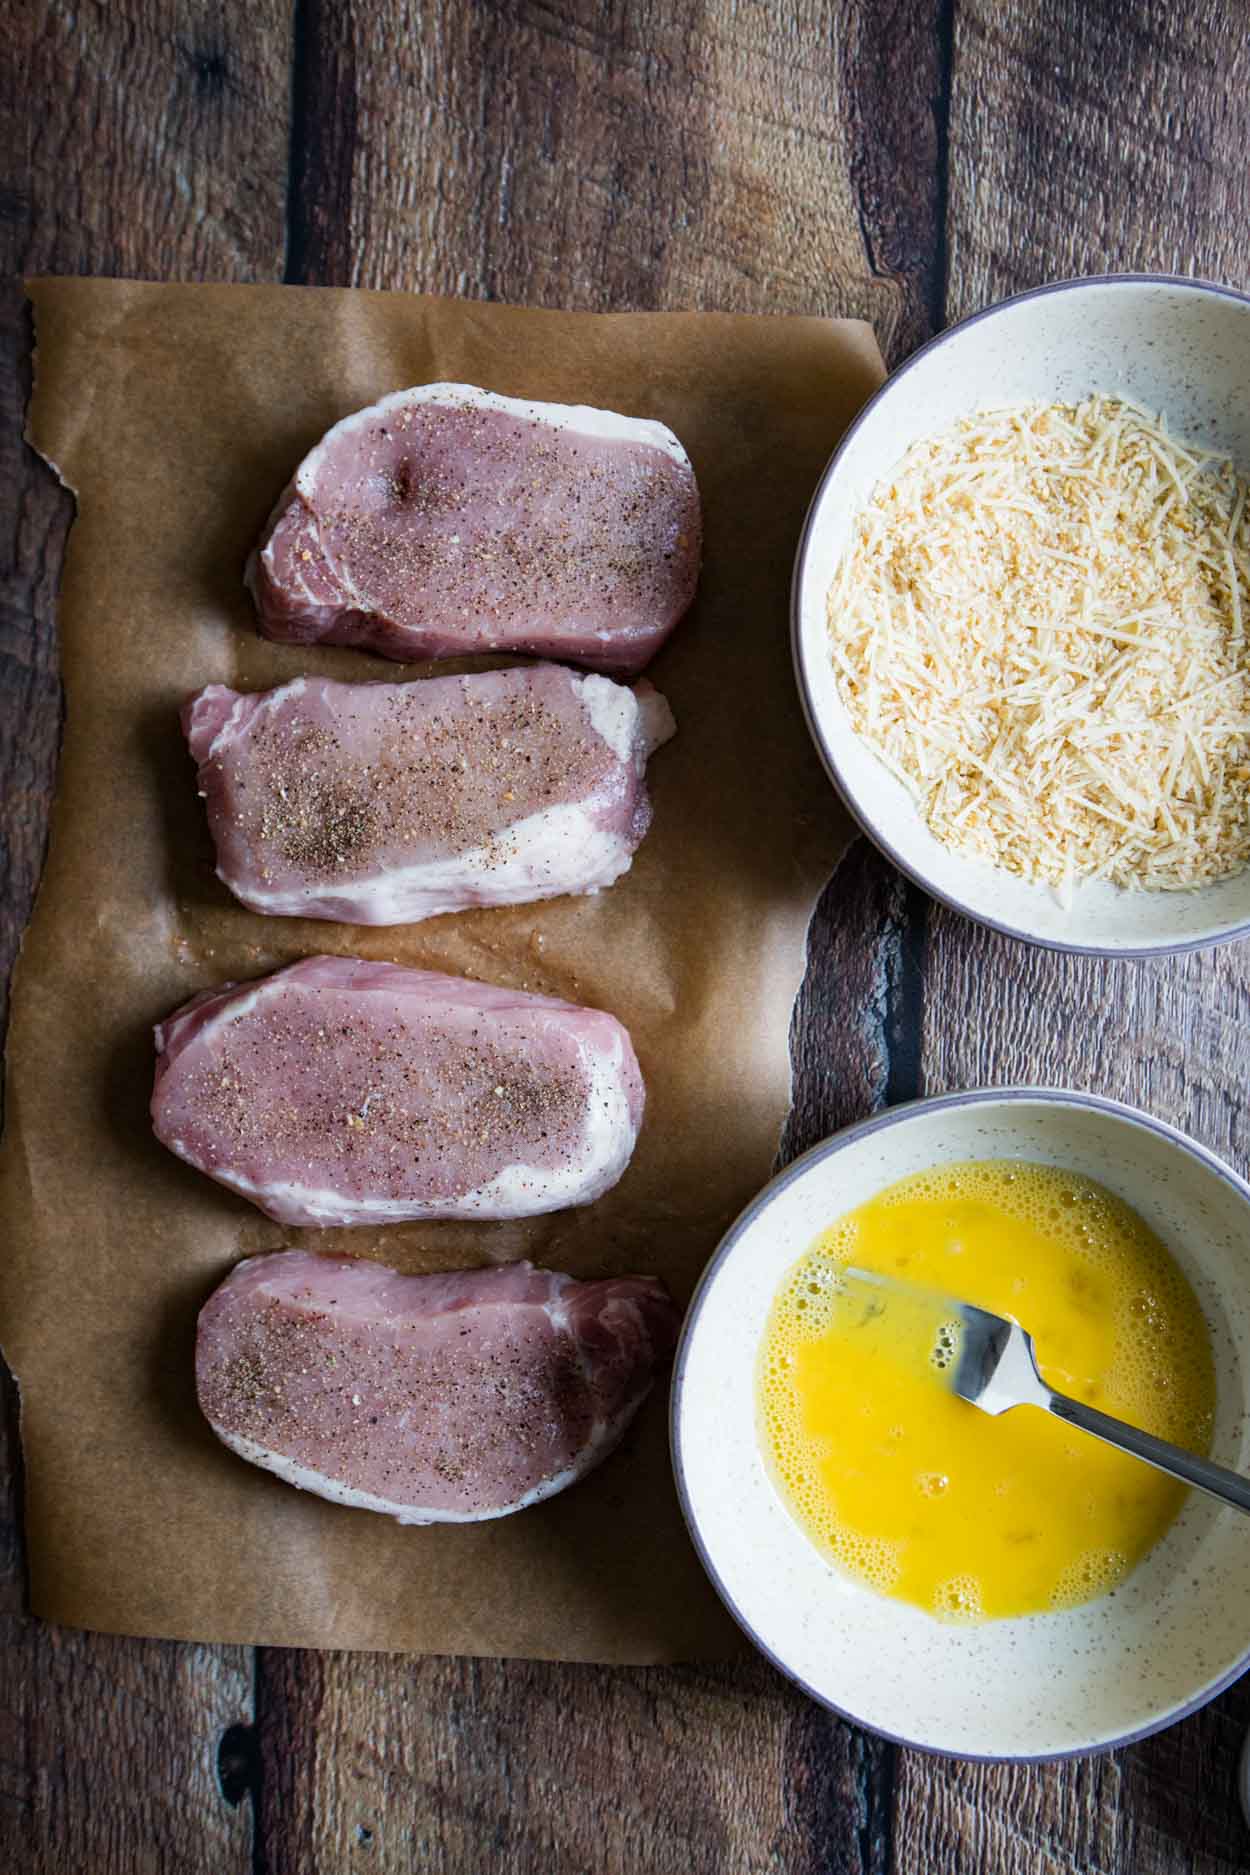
793,274,1250,955
671,1090,1250,1759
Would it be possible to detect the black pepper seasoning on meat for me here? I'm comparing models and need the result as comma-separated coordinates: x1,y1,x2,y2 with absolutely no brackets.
195,1254,678,1522
316,401,694,631
173,987,590,1202
221,673,613,886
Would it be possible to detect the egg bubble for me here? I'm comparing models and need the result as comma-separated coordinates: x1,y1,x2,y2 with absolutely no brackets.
1050,1548,1129,1609
775,1251,849,1340
929,1318,961,1372
933,1574,983,1622
829,1528,903,1593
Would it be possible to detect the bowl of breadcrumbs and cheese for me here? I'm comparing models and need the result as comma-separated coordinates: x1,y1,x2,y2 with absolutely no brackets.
793,274,1250,955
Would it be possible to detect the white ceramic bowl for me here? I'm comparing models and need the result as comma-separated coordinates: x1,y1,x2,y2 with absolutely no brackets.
793,275,1250,955
672,1090,1250,1759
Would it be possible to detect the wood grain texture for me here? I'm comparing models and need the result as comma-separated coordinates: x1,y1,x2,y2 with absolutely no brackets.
295,0,942,351
782,843,929,1160
1,3,291,1870
946,0,1250,309
895,4,1250,1872
260,1649,901,1875
257,3,944,1870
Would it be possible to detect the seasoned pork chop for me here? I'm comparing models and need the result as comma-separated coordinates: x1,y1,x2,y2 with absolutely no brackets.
184,666,675,924
247,383,701,675
197,1251,680,1522
151,958,644,1226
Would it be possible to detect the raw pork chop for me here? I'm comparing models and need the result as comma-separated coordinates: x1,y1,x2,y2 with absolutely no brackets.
151,957,644,1226
183,665,676,924
247,383,701,675
196,1250,680,1522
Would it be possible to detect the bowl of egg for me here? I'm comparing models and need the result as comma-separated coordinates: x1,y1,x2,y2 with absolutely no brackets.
671,1089,1250,1758
793,274,1250,954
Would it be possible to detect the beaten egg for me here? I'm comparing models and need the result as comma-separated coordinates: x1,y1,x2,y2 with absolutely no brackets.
758,1161,1216,1621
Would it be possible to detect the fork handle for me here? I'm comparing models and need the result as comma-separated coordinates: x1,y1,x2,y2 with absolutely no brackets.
1048,1393,1250,1515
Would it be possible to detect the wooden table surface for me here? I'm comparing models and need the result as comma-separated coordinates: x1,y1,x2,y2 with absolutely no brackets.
6,2,1250,1870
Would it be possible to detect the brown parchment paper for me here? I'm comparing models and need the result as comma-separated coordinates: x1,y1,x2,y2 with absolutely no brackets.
2,278,882,1660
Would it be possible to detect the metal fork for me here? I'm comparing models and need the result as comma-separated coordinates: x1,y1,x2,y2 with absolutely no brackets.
843,1266,1250,1514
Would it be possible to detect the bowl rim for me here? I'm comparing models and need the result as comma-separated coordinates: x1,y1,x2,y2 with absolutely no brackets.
791,269,1250,960
670,1084,1250,1761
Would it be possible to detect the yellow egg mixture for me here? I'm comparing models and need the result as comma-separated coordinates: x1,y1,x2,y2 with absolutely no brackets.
759,1161,1215,1621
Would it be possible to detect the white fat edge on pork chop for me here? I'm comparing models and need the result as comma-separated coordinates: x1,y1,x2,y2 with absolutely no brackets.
213,1392,641,1524
631,682,678,756
155,958,590,1059
292,383,694,507
221,796,640,923
193,669,674,774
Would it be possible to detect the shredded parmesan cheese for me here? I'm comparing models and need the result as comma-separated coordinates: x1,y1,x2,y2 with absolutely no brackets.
828,396,1250,897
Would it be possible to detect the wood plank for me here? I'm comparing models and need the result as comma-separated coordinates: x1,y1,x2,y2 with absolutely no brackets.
262,1649,903,1875
946,0,1250,305
258,3,945,1870
297,0,941,351
1,3,292,1870
896,4,1250,1873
